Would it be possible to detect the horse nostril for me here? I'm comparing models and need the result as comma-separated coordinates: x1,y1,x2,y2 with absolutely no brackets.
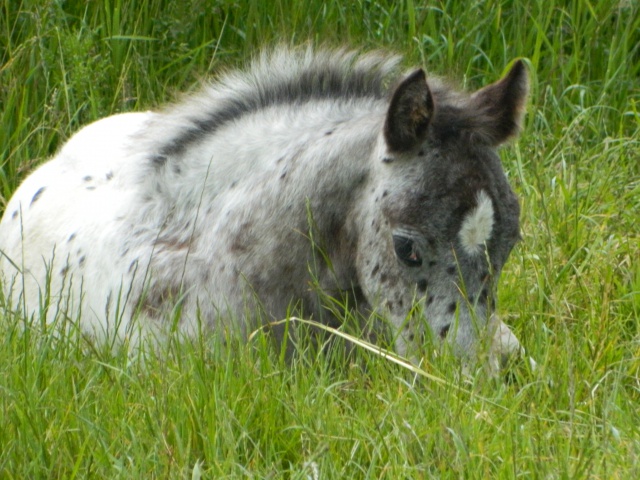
479,287,489,304
439,324,450,339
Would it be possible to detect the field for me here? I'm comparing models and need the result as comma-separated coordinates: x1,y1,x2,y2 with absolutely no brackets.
1,0,639,477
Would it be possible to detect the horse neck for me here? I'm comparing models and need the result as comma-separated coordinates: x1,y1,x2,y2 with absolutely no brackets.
137,101,384,250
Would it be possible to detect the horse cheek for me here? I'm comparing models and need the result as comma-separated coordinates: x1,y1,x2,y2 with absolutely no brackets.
357,242,415,354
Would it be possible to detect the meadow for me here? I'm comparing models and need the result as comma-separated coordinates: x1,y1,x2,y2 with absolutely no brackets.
0,0,639,477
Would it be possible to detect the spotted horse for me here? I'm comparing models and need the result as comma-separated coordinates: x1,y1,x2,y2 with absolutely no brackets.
0,47,530,370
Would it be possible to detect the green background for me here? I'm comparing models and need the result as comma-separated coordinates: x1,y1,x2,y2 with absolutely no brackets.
0,0,638,477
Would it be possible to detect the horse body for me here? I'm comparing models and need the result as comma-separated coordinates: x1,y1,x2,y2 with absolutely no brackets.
0,48,528,366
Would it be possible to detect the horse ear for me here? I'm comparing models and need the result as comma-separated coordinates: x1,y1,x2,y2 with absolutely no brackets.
471,60,529,145
384,69,434,153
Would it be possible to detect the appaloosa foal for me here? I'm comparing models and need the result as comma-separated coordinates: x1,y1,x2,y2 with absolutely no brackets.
0,48,529,369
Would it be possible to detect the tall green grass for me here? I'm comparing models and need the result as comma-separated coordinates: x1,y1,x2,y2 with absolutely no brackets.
1,0,639,477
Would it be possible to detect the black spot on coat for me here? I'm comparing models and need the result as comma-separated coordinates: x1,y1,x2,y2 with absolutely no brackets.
30,187,45,206
439,324,450,338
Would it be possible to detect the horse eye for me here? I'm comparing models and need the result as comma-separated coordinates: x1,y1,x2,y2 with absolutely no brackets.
392,235,422,267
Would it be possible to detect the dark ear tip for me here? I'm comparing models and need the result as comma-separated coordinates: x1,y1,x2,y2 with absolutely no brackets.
508,59,529,88
512,59,526,72
410,68,427,81
396,68,427,90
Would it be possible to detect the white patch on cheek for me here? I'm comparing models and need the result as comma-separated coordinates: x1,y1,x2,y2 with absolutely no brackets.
459,190,494,256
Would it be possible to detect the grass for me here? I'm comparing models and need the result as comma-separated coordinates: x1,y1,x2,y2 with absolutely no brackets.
1,0,639,477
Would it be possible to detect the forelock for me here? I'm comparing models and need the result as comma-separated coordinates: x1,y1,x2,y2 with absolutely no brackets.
458,190,494,256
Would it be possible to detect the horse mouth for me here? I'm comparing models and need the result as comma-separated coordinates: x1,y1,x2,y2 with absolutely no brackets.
488,316,536,375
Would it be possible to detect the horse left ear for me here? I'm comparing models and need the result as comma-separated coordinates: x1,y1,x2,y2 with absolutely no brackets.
471,60,529,145
384,69,434,153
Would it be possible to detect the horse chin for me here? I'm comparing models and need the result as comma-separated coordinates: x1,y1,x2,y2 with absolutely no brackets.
454,315,535,378
486,315,537,377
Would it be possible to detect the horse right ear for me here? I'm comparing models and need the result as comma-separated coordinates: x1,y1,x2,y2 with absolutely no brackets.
470,60,529,145
384,69,434,153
